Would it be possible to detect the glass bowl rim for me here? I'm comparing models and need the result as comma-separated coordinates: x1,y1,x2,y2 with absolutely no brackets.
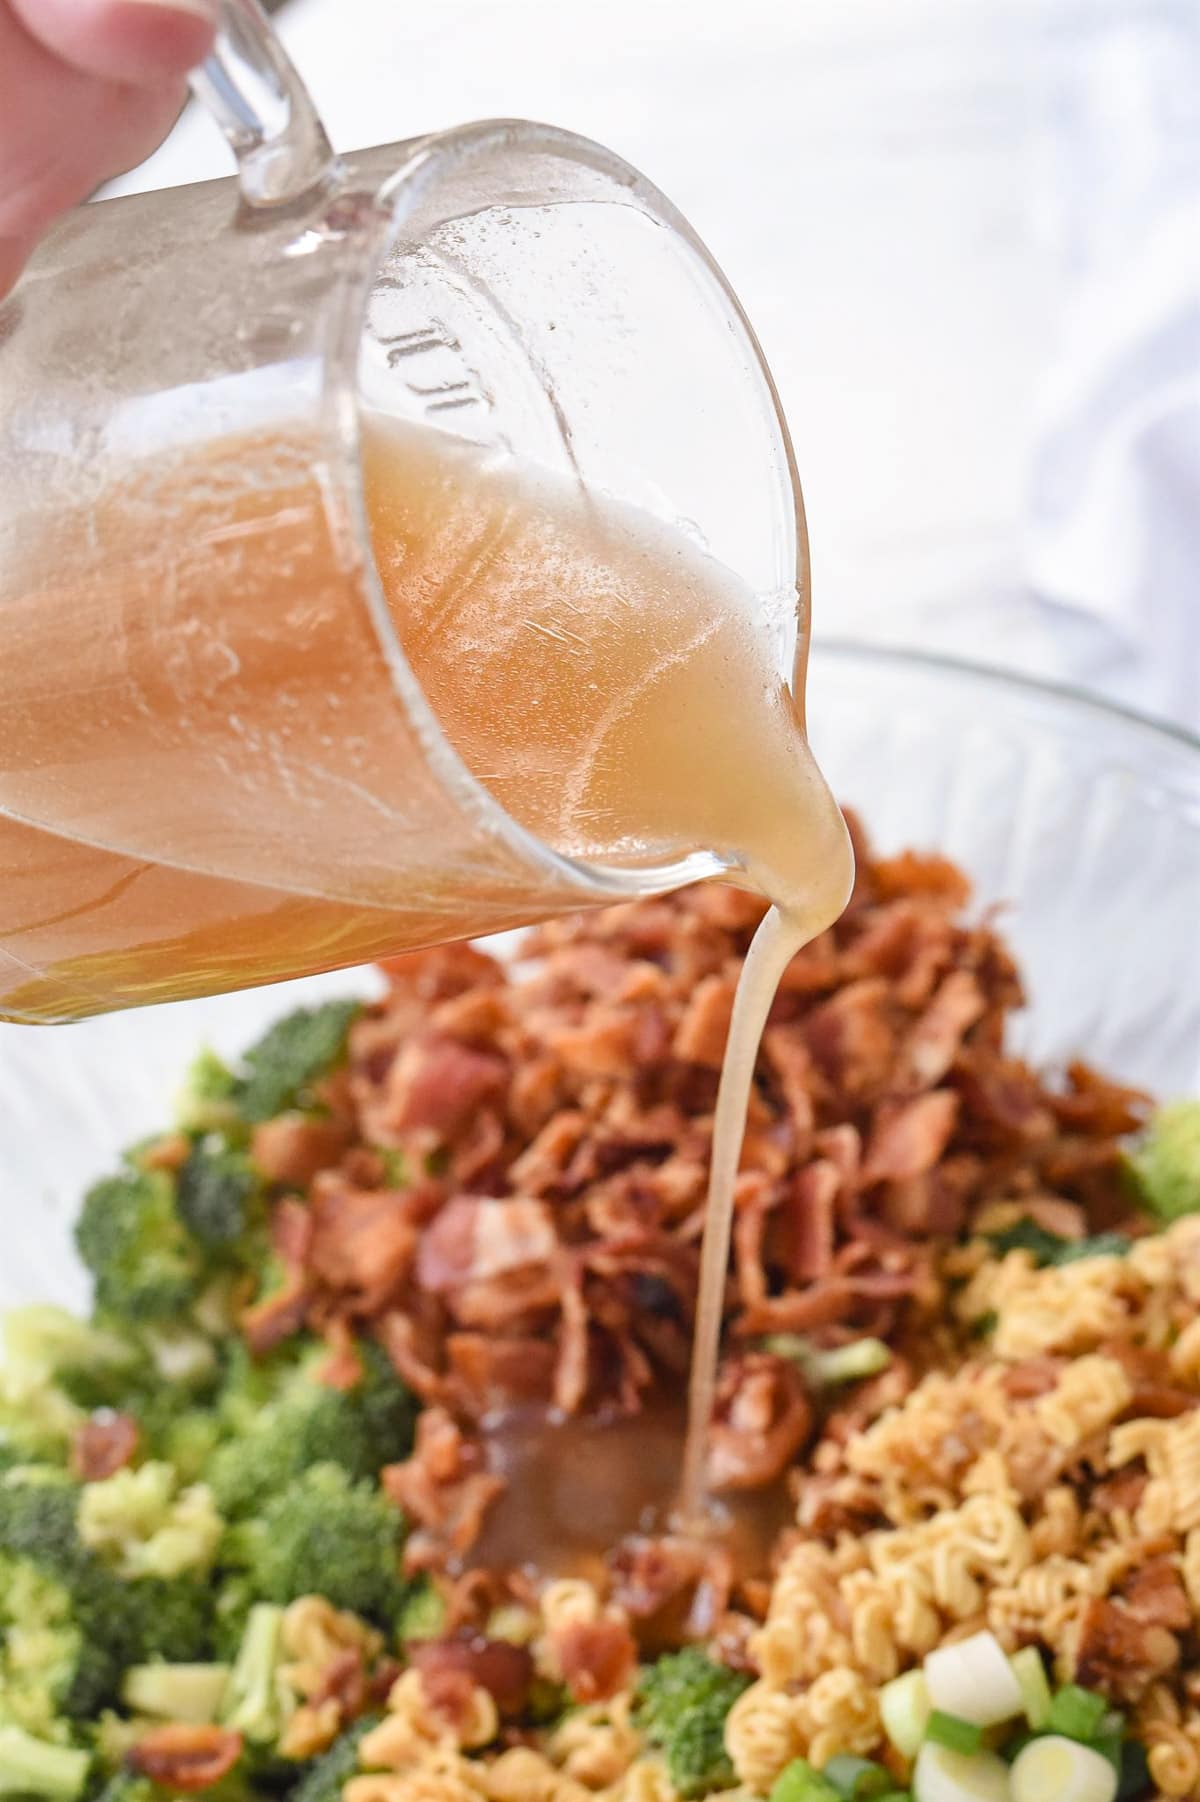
811,637,1200,761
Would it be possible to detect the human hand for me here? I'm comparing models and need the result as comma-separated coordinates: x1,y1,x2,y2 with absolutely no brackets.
0,0,217,298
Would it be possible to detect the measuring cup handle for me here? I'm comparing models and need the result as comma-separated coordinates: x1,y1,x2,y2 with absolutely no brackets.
189,0,337,208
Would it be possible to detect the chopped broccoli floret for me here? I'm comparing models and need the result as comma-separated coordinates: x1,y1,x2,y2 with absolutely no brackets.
0,1556,82,1741
75,1169,205,1325
1125,1101,1200,1222
0,1368,83,1470
121,1575,218,1667
175,1050,241,1138
290,1714,382,1802
176,1141,261,1252
636,1648,751,1799
120,1662,230,1726
208,1341,414,1521
2,1310,140,1395
231,1001,360,1123
78,1464,223,1580
219,1606,289,1746
0,1475,217,1716
93,1776,258,1802
0,1725,90,1800
397,1579,446,1644
223,1465,405,1625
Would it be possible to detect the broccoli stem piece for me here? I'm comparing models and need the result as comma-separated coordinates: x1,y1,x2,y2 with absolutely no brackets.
120,1663,231,1725
220,1605,288,1744
0,1726,90,1800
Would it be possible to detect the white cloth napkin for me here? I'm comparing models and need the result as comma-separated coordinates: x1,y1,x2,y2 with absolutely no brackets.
1024,6,1200,733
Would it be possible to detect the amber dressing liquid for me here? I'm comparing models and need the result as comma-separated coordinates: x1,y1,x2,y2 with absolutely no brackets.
0,417,852,1521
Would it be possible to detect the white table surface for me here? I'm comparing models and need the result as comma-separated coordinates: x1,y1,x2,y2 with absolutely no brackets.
108,0,1200,735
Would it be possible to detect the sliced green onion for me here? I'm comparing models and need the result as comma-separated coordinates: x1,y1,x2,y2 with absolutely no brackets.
925,1631,1025,1727
1009,1735,1117,1802
1047,1686,1110,1743
881,1669,932,1758
766,1334,892,1386
912,1743,1012,1802
769,1761,841,1802
1008,1649,1053,1731
926,1713,983,1756
822,1755,896,1797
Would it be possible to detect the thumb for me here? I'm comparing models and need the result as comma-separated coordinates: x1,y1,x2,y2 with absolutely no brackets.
8,0,217,87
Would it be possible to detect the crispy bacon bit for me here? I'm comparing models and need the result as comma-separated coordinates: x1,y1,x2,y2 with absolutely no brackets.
129,1727,243,1791
139,1132,192,1173
407,1636,533,1717
71,1413,139,1482
552,1617,638,1703
309,1647,367,1718
896,969,985,1089
871,849,972,907
707,1355,812,1491
384,1036,508,1138
384,1408,505,1572
673,977,736,1069
782,1160,839,1282
1072,1596,1180,1698
862,1090,959,1185
308,1182,417,1313
241,1276,311,1357
251,1114,351,1188
1118,1557,1192,1631
609,1535,734,1647
378,942,505,1002
417,1197,556,1295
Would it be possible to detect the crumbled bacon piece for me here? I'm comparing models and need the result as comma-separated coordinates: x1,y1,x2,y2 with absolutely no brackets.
551,1617,638,1702
1072,1596,1180,1698
383,1034,508,1138
251,1114,352,1188
417,1196,557,1295
408,1636,533,1717
384,1408,505,1571
609,1535,734,1646
129,1727,243,1791
71,1412,139,1482
308,1181,418,1312
1118,1557,1192,1632
673,976,736,1069
707,1354,812,1491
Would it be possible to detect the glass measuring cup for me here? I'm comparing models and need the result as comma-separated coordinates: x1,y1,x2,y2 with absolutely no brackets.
0,0,809,1024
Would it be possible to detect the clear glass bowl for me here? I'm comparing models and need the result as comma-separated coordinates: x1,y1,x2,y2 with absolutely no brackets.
4,642,1198,1313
